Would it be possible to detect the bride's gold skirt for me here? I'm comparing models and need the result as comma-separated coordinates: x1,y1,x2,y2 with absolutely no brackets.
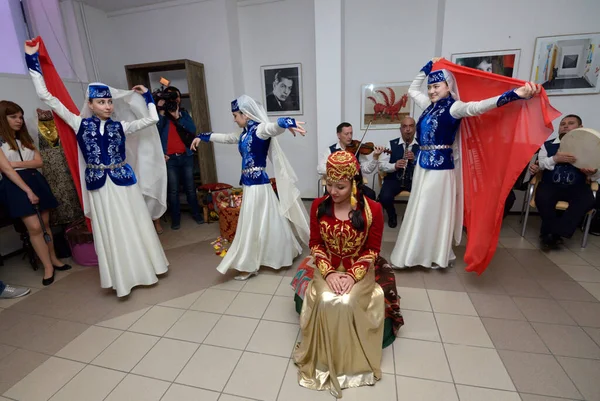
292,263,385,398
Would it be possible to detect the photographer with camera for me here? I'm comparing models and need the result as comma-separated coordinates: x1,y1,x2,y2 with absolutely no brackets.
156,86,203,231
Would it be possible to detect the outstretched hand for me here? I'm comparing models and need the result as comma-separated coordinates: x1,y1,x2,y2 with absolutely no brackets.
515,82,542,99
431,57,443,63
289,121,306,137
24,41,40,55
132,85,148,94
190,137,201,151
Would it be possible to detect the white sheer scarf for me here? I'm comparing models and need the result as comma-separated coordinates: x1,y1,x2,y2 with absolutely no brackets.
236,95,310,246
79,84,167,220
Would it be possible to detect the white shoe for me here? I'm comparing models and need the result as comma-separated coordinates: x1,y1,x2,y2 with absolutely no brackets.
234,271,259,281
0,285,31,299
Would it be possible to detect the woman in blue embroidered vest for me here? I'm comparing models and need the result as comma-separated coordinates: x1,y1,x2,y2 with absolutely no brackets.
391,57,541,269
25,43,169,297
0,101,71,286
191,95,309,280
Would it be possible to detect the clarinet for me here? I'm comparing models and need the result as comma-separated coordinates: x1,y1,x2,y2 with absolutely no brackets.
397,142,410,184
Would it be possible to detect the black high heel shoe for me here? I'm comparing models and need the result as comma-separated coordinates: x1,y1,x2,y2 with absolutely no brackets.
53,264,72,271
42,269,55,286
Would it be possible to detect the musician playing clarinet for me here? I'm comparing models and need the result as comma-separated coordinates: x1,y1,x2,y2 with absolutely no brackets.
378,117,420,228
317,122,383,200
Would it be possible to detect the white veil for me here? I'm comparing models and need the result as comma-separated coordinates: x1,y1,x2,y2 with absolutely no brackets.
236,94,310,246
79,84,167,220
428,70,464,246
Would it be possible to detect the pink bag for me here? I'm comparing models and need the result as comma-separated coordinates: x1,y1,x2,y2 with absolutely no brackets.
65,220,98,267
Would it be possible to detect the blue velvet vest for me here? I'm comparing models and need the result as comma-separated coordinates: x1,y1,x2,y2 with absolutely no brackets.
238,120,271,186
76,116,136,190
541,140,587,186
384,138,420,188
329,144,341,154
416,96,460,170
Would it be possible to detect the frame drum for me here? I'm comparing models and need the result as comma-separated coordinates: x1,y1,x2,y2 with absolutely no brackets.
558,128,600,170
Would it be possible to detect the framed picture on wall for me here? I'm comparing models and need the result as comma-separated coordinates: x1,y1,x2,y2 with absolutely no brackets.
261,63,303,116
360,82,413,130
530,32,600,96
451,49,520,78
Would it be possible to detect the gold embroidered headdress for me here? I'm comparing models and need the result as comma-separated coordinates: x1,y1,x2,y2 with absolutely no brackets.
326,151,361,209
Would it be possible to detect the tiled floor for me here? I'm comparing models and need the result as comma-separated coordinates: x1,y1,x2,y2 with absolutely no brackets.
1,213,600,400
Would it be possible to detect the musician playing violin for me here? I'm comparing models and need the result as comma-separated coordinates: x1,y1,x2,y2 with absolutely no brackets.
317,122,383,200
378,116,420,228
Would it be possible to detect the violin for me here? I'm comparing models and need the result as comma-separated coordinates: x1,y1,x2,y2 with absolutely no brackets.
345,140,391,156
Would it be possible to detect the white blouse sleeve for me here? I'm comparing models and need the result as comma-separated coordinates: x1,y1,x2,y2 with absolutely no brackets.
29,70,82,132
121,104,160,135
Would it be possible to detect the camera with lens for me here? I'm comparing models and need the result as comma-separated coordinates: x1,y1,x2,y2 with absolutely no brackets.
152,88,179,112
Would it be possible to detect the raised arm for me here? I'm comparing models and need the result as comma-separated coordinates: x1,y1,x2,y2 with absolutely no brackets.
450,82,541,119
409,61,434,110
378,151,397,174
256,117,304,140
121,87,160,134
25,46,81,132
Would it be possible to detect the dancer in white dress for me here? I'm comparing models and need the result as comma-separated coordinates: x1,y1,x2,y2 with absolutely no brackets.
25,42,168,296
391,57,541,269
191,95,309,280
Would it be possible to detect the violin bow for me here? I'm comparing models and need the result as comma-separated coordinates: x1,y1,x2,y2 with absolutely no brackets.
353,121,372,158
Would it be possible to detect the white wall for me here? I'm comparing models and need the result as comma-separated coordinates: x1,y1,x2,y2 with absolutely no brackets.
238,0,317,197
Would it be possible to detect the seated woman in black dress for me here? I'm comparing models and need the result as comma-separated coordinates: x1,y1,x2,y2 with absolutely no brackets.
0,101,70,285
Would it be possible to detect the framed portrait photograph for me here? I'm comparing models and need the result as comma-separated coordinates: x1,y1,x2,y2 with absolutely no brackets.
261,63,303,116
530,32,600,95
451,49,520,78
360,82,413,130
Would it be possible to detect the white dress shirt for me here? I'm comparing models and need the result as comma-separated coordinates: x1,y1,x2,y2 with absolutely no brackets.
538,136,600,181
316,141,379,176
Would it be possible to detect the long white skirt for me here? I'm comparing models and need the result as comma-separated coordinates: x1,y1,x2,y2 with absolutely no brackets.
88,179,169,297
217,183,302,274
390,165,457,269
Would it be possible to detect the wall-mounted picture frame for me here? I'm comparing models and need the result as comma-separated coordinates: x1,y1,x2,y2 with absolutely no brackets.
451,49,520,78
360,82,412,130
261,63,303,115
530,32,600,96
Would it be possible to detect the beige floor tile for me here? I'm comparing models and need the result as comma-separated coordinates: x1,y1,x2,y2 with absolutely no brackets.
190,289,239,314
537,279,599,302
96,306,151,330
394,376,457,401
455,385,521,401
49,365,125,401
482,318,549,354
164,310,220,343
225,352,288,401
246,320,299,357
580,281,600,301
559,264,600,282
393,338,452,382
56,325,123,363
513,297,576,325
397,310,440,342
21,319,90,355
544,248,589,266
500,237,537,249
128,305,185,336
498,350,581,399
394,270,426,289
161,384,220,401
436,313,493,348
519,395,577,401
559,300,600,327
427,290,477,316
159,290,205,309
0,344,15,361
4,357,85,401
274,278,295,297
557,356,600,401
397,287,431,312
0,349,49,394
458,274,507,295
132,338,198,381
221,395,255,401
203,315,259,350
468,293,526,320
498,277,551,299
276,360,333,401
423,272,465,292
381,343,395,374
210,279,247,291
584,326,600,347
338,372,396,401
263,295,299,324
104,374,169,401
241,274,283,295
92,331,159,372
0,288,40,309
175,345,241,392
532,322,600,358
224,292,272,319
445,344,515,391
